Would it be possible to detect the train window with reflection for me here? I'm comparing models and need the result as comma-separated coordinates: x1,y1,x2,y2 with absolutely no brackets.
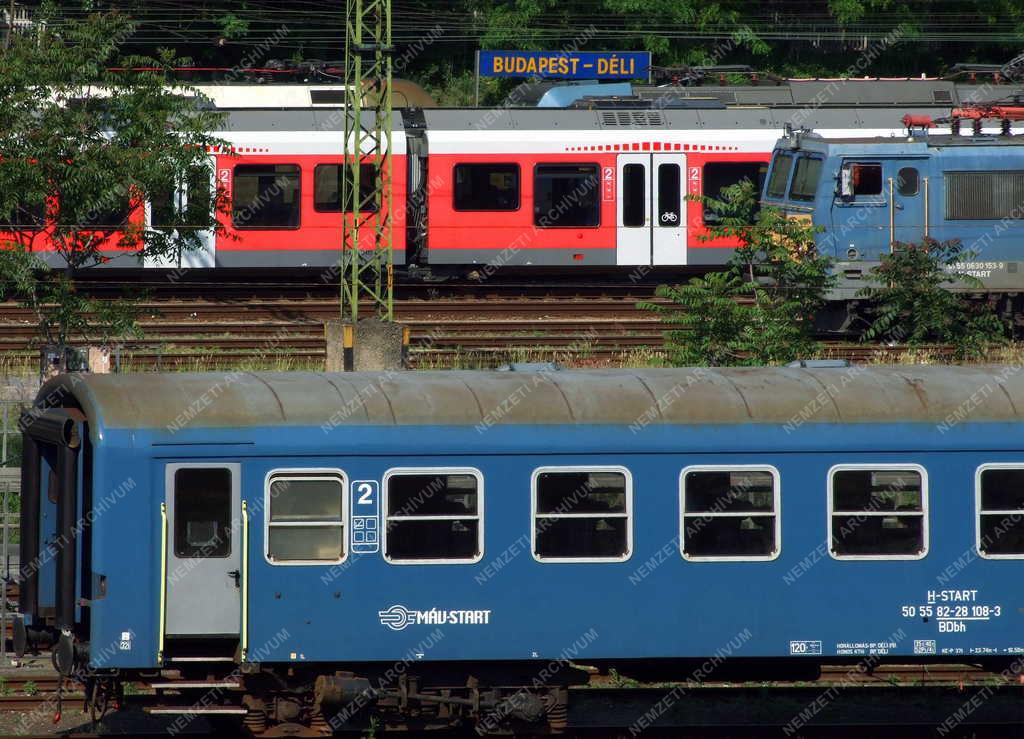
976,466,1024,557
533,468,631,561
789,157,823,202
534,164,600,228
703,162,767,224
314,163,379,213
232,164,300,229
174,468,232,559
266,471,346,564
765,153,793,199
680,467,779,561
829,466,927,559
383,469,482,563
453,163,519,211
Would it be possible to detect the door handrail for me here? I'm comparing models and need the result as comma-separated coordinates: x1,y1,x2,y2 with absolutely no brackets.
158,502,168,664
241,500,249,663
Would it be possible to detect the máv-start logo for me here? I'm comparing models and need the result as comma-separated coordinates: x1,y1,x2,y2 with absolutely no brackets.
378,604,493,631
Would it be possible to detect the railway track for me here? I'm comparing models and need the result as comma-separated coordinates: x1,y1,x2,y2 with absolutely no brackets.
0,295,948,370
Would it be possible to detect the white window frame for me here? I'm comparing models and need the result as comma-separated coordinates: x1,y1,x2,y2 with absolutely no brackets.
531,466,633,564
975,463,1024,560
827,463,928,561
264,468,348,566
679,465,781,563
382,467,484,565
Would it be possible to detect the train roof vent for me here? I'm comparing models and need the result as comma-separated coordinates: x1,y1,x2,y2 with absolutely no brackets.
599,110,666,127
933,89,953,104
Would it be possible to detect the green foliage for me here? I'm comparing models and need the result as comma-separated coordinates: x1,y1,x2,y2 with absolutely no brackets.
641,181,834,366
0,10,227,346
858,238,1007,359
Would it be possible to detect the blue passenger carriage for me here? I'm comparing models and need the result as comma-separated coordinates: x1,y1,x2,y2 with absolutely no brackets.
16,367,1024,733
761,126,1024,302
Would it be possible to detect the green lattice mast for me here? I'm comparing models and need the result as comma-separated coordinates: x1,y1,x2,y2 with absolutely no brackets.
341,0,393,322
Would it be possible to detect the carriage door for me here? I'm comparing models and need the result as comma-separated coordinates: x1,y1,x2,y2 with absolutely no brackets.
616,153,687,266
164,463,241,638
890,162,924,246
652,155,686,265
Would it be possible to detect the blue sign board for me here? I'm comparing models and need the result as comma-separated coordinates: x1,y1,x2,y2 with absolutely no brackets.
478,50,650,80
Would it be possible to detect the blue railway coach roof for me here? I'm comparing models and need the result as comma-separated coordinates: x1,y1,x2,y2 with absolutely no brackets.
35,366,1024,436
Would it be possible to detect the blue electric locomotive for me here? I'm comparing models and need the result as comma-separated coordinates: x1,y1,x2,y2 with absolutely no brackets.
16,367,1024,733
762,125,1024,302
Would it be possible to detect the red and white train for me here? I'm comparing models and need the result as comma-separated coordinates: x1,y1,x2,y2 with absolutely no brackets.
11,79,1017,273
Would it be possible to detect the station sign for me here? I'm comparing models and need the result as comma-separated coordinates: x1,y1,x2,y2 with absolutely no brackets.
478,50,651,80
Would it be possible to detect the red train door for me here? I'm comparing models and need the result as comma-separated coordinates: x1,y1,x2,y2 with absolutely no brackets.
615,153,687,266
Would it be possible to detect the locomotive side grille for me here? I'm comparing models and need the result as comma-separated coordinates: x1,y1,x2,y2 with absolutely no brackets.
598,111,666,127
932,89,953,104
945,171,1024,220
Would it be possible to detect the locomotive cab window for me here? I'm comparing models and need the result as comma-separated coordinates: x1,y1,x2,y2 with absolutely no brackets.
453,163,519,211
680,467,779,561
704,162,767,224
383,469,482,563
533,467,631,562
789,157,823,202
976,465,1024,557
314,163,379,213
174,467,232,558
266,470,347,564
765,153,793,199
839,163,883,198
232,164,301,229
829,466,927,559
534,164,600,228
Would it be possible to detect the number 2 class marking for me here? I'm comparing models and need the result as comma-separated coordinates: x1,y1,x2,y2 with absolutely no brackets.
351,480,380,554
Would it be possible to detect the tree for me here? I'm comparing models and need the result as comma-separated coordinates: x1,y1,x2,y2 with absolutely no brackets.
641,180,834,366
0,9,227,347
858,238,1007,359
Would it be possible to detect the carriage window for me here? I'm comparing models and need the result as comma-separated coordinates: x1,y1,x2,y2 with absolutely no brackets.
704,162,767,224
897,167,919,197
384,470,482,563
314,163,379,213
453,163,519,211
534,164,600,227
789,157,823,202
657,163,680,227
533,468,631,561
622,163,645,227
830,467,926,558
681,468,778,560
1,200,45,230
977,467,1024,556
232,164,300,229
266,472,346,563
174,468,232,558
765,153,793,199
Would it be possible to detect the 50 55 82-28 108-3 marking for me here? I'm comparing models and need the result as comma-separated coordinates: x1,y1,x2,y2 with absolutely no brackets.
900,589,1003,634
